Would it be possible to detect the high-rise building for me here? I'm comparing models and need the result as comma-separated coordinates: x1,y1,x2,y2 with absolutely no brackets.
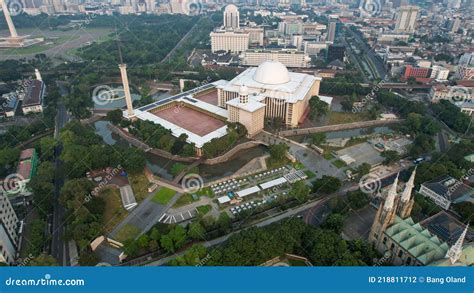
240,49,311,68
394,5,419,33
0,191,19,265
223,4,239,29
327,21,337,42
451,17,462,33
210,30,249,53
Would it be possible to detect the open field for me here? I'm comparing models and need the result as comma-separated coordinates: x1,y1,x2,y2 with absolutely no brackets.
100,187,129,234
152,187,176,204
0,28,112,60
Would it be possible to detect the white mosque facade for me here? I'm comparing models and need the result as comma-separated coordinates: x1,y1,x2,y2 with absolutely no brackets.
124,61,323,155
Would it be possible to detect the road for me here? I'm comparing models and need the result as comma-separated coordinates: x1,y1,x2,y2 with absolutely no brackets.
346,28,388,80
51,82,71,266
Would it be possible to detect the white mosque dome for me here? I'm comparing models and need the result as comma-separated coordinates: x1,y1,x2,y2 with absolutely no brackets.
239,84,249,96
253,61,290,85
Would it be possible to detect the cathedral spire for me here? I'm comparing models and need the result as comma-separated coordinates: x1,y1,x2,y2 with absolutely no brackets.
401,167,416,203
384,173,399,211
446,224,469,264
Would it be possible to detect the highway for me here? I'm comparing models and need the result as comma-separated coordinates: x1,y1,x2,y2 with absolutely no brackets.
346,28,388,80
51,82,71,266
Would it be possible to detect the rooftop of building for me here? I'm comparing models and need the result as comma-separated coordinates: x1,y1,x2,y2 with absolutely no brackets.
23,80,44,107
420,175,474,202
218,61,321,104
420,211,473,246
385,216,449,265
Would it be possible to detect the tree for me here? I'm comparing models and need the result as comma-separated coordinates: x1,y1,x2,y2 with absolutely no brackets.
217,212,231,233
106,109,123,125
28,254,58,266
347,190,370,210
312,176,341,194
311,133,326,145
409,134,435,157
169,244,207,266
38,137,56,160
356,163,371,179
269,143,288,161
322,213,345,233
160,235,175,253
453,202,474,226
188,222,205,240
289,181,311,203
381,150,400,165
78,249,99,266
308,96,329,119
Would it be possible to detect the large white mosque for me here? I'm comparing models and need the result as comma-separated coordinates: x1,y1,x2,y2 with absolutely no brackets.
123,61,323,155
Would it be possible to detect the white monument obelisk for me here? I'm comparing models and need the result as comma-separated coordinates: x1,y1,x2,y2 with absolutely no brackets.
1,0,18,38
119,63,135,119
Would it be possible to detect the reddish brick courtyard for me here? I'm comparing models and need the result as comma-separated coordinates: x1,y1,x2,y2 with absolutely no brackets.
152,105,225,136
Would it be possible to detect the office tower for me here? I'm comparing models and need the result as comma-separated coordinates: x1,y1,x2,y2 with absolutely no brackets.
0,191,19,265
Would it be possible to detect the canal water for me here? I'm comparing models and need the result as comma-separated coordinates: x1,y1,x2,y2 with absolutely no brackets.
288,126,394,143
93,120,268,182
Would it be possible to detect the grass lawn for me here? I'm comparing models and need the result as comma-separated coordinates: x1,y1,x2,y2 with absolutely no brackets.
304,170,316,179
196,187,214,198
323,152,335,160
266,157,290,169
196,205,212,215
128,172,150,203
327,112,370,125
152,187,176,205
173,193,196,208
293,162,305,170
332,159,347,169
100,187,129,233
115,224,140,242
1,35,79,55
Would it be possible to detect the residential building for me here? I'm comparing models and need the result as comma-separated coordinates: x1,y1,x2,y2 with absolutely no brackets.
22,79,45,114
419,175,474,210
403,65,431,80
430,65,450,80
244,27,264,47
394,5,420,33
0,93,19,118
240,49,311,68
210,30,249,53
0,191,19,265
